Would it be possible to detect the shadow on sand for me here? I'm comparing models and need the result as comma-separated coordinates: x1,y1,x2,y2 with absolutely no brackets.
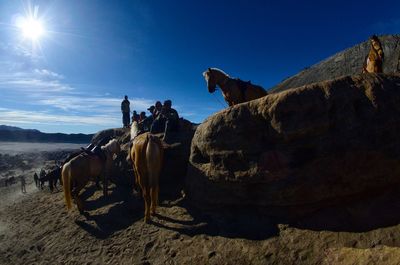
75,180,400,241
150,185,400,240
75,184,143,239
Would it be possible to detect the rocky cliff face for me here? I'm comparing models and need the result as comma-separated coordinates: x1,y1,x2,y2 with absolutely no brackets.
271,35,400,92
187,73,400,212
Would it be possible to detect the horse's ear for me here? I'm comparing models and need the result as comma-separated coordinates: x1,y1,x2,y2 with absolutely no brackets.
208,68,211,72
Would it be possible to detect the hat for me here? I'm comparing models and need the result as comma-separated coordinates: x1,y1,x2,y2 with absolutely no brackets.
147,106,155,111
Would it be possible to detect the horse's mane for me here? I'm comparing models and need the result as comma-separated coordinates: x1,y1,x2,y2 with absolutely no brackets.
131,121,139,140
202,68,230,78
102,139,119,153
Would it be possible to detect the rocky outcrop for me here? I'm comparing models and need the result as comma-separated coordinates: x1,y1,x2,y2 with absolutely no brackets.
187,73,400,210
271,35,400,92
91,128,128,144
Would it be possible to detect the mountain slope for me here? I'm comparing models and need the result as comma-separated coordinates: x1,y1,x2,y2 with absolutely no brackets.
0,125,93,143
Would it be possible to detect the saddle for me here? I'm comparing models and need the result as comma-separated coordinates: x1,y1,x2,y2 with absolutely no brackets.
81,145,106,162
80,136,113,162
235,78,252,102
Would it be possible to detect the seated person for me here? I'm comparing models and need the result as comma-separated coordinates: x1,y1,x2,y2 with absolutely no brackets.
139,111,147,122
154,101,163,119
131,111,140,123
162,99,179,133
138,106,155,132
150,100,179,140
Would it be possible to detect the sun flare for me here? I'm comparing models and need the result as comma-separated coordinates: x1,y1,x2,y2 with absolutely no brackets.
17,17,45,41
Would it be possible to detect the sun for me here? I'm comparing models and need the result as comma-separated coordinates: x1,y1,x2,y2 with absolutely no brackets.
17,17,45,41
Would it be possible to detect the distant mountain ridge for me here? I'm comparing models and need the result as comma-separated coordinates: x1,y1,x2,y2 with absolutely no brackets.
0,125,93,143
271,34,400,92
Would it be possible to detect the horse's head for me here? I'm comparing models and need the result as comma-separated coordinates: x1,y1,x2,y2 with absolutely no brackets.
203,68,217,93
370,35,383,54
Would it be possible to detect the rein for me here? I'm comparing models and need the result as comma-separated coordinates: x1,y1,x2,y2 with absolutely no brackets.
211,92,227,108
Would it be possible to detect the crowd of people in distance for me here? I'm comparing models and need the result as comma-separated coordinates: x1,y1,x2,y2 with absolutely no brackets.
121,96,180,141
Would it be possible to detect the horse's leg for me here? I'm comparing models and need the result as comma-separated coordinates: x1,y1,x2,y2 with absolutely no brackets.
72,181,86,214
50,180,54,193
150,186,158,215
94,175,101,190
102,174,108,197
54,177,59,191
143,188,151,223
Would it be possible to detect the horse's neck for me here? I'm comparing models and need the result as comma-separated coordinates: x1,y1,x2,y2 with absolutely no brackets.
213,70,230,90
131,123,139,140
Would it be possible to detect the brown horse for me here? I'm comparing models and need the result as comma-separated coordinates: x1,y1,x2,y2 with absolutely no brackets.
203,68,268,106
363,35,384,73
62,139,120,213
129,122,164,223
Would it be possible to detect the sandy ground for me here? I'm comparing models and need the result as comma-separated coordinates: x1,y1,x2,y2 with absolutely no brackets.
2,143,400,264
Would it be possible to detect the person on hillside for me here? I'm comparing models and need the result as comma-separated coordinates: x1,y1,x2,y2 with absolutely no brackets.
39,168,46,190
363,35,384,73
121,95,131,128
33,172,39,188
20,175,26,193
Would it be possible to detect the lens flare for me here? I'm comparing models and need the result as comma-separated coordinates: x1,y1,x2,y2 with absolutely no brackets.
18,17,45,40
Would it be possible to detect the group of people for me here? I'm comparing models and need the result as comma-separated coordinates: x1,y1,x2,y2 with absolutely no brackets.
131,111,147,124
33,168,46,189
121,96,180,141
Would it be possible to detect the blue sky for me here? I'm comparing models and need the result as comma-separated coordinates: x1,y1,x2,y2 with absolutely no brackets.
0,0,399,134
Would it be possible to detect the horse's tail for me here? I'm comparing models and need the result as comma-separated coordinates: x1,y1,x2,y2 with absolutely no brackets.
62,163,72,210
146,135,163,188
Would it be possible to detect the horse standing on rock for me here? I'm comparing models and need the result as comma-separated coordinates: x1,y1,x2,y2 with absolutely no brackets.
363,35,384,73
203,68,268,107
129,121,164,223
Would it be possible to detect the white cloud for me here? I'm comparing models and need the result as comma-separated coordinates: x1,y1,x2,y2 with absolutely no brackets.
0,77,73,92
34,68,64,79
36,95,154,114
0,107,119,126
0,61,158,131
0,66,72,92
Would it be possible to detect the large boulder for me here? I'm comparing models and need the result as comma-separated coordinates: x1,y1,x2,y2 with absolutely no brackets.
186,73,400,211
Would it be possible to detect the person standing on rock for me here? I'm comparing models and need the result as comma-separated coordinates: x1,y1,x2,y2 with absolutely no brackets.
121,95,131,128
